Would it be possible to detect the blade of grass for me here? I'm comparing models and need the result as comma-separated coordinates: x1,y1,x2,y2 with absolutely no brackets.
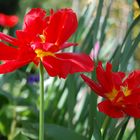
100,0,113,48
116,117,130,140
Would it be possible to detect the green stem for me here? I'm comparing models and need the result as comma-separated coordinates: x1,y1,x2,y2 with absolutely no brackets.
39,61,45,140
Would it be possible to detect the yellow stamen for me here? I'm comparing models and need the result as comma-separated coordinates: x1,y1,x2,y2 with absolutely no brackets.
106,88,118,101
35,49,55,59
39,35,46,43
121,86,131,97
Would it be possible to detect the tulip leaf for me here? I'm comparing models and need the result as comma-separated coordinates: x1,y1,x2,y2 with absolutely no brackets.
81,0,104,54
21,123,87,140
111,15,140,72
100,0,112,48
126,128,136,140
14,132,29,140
66,75,77,128
107,118,129,140
134,119,140,140
116,117,130,140
88,92,97,139
0,92,9,108
120,33,140,71
92,0,104,48
92,119,103,140
121,15,140,48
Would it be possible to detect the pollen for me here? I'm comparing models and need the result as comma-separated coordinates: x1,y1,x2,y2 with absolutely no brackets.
106,88,118,101
39,34,46,43
35,49,55,59
121,86,131,97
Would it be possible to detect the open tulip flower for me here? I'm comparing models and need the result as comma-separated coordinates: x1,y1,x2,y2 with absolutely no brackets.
81,62,140,118
0,8,93,78
0,13,18,27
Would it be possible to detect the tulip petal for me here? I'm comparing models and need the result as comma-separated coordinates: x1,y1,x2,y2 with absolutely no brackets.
0,32,18,46
81,74,105,97
98,100,124,118
123,71,140,89
0,42,18,60
96,62,113,92
60,42,78,50
0,13,18,27
23,8,47,33
0,60,31,74
37,42,78,53
112,72,125,89
45,9,78,46
124,93,140,104
42,53,93,78
124,105,140,118
105,62,114,88
16,30,39,45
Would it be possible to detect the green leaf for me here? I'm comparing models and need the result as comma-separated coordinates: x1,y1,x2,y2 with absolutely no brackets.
111,15,140,72
116,117,130,140
0,89,13,107
0,105,14,136
107,117,129,140
21,123,88,140
66,75,76,128
14,132,29,140
92,0,104,48
121,15,140,49
100,0,112,47
88,92,97,139
74,3,96,43
81,0,104,54
0,93,9,108
93,119,103,140
134,119,140,140
111,45,122,71
46,124,88,140
120,33,140,71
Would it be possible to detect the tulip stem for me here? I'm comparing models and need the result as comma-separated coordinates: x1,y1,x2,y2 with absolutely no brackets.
39,61,45,140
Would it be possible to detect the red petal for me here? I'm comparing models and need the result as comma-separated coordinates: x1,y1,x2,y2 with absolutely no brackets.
41,42,78,52
124,105,140,118
124,93,140,104
112,72,125,90
60,42,78,50
96,62,113,92
0,60,31,74
123,71,140,89
42,53,93,78
98,100,125,118
132,88,140,94
0,13,18,27
0,32,18,46
45,9,78,46
81,74,105,97
17,46,36,61
0,42,18,60
16,30,37,45
23,8,47,33
105,62,114,88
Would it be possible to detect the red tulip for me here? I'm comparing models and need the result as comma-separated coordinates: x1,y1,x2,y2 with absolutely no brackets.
0,8,93,78
81,62,140,118
0,13,18,27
